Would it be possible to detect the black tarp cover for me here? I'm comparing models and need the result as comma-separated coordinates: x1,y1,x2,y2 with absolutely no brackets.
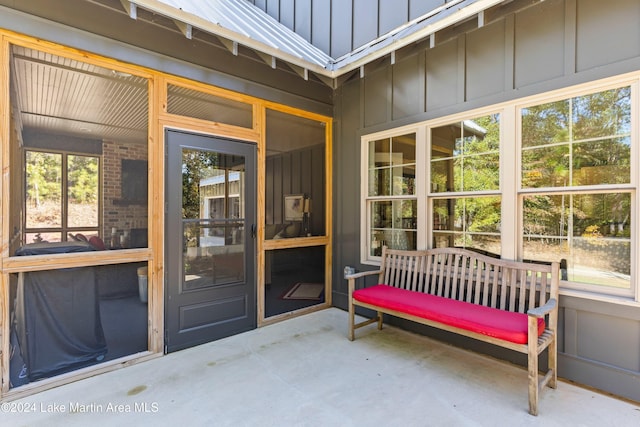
15,242,107,381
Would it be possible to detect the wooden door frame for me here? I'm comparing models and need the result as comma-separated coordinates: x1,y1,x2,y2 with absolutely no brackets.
0,31,332,399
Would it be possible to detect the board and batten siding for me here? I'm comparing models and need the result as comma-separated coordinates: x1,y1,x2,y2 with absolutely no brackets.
332,0,640,403
248,0,448,58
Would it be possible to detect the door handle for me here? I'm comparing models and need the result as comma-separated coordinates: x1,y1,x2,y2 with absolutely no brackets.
251,224,257,238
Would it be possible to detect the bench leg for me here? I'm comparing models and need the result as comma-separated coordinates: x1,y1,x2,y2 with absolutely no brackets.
528,316,539,416
377,311,383,330
528,349,539,416
549,335,558,389
348,301,355,341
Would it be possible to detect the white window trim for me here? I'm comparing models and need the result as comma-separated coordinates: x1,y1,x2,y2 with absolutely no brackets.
359,72,640,303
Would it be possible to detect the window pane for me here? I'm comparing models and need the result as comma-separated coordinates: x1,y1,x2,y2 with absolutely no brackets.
368,134,416,197
523,193,630,289
182,148,246,290
368,167,390,196
26,152,62,228
370,199,417,255
371,138,391,167
521,87,631,188
430,158,451,193
462,153,500,191
392,165,415,195
521,100,569,148
572,138,630,186
522,145,570,188
523,194,569,238
431,115,500,193
392,135,416,165
572,87,631,140
68,155,99,228
372,200,393,229
432,197,501,254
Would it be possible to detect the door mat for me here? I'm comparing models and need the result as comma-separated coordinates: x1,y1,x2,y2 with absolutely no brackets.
281,282,324,301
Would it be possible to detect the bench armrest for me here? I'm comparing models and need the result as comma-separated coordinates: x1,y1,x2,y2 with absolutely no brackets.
346,269,382,295
345,270,381,281
527,298,557,318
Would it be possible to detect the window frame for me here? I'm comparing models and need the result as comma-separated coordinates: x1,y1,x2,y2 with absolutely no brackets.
360,125,425,264
515,80,638,299
23,148,102,244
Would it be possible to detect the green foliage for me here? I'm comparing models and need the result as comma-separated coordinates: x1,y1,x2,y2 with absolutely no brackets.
67,155,99,203
521,87,632,240
26,151,99,206
26,151,62,205
181,149,220,219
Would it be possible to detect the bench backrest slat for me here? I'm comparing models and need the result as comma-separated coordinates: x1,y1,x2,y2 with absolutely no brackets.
380,247,438,293
508,268,518,312
377,246,560,321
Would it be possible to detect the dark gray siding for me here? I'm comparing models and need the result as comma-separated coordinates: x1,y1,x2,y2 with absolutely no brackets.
333,0,640,402
392,54,424,121
576,0,640,72
426,38,460,110
514,0,566,87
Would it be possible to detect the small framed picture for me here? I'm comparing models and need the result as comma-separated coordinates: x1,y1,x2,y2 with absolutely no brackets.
284,194,304,221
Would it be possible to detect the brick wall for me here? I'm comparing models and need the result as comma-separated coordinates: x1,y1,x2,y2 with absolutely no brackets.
102,140,148,247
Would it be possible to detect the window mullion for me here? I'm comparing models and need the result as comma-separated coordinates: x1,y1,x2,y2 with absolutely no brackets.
62,154,69,239
502,105,517,260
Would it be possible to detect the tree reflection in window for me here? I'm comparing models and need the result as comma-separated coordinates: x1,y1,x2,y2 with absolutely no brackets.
522,87,631,188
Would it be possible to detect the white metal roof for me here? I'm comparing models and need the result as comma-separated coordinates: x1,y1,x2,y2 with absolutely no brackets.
130,0,333,75
126,0,507,81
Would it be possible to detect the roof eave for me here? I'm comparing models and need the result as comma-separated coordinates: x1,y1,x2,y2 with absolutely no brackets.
130,0,508,81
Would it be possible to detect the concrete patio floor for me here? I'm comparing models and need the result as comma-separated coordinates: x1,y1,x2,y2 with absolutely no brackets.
1,307,639,426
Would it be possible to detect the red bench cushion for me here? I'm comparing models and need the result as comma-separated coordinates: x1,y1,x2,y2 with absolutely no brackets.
353,285,545,344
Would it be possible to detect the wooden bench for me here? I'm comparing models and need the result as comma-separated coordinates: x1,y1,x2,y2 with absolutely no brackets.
346,246,560,415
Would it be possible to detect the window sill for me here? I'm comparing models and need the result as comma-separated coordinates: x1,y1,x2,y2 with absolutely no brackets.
559,288,639,307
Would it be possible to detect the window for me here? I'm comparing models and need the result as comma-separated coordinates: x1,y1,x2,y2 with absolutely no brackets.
25,150,100,244
520,86,632,293
430,115,501,254
360,78,637,299
364,133,417,257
